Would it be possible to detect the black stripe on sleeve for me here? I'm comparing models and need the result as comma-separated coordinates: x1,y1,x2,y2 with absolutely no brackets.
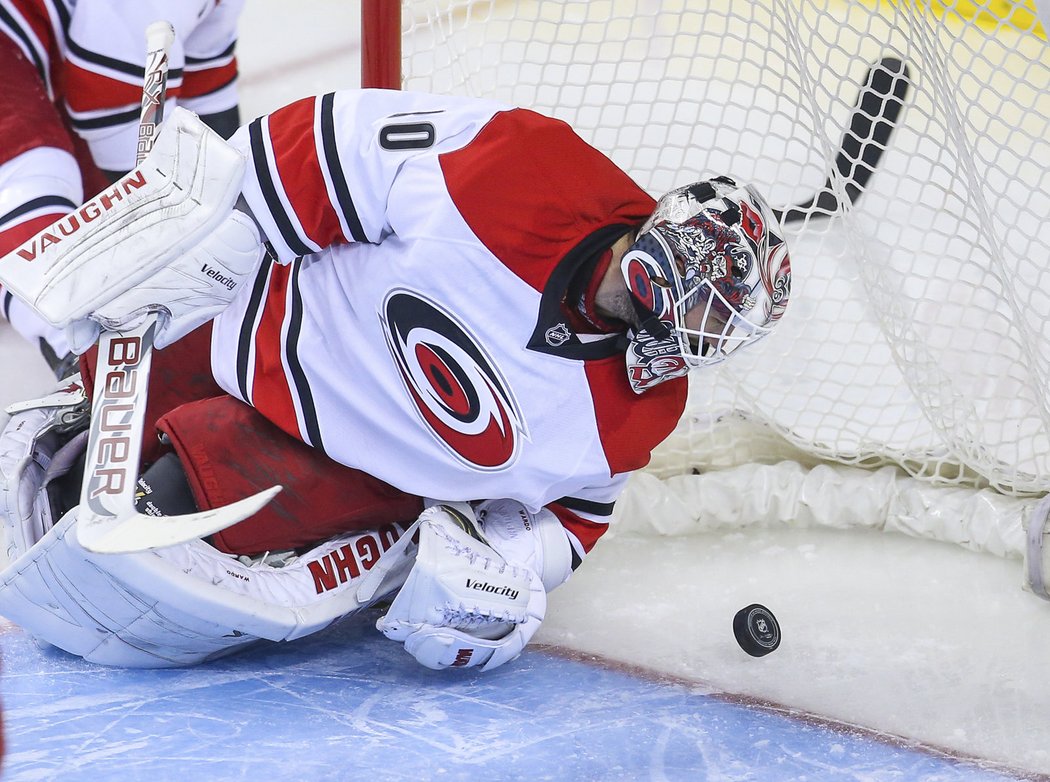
69,106,140,131
555,496,616,518
285,259,324,451
248,117,313,257
570,548,583,571
236,258,272,402
185,41,236,65
65,35,183,81
0,195,76,226
2,290,12,320
50,0,72,34
319,92,366,243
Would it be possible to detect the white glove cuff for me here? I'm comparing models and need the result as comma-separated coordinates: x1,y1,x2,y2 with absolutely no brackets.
476,499,573,592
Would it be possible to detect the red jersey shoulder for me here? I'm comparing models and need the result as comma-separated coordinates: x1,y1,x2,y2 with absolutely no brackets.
440,108,656,291
585,359,688,475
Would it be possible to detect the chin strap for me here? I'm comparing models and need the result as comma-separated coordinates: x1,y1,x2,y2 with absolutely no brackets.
636,311,673,341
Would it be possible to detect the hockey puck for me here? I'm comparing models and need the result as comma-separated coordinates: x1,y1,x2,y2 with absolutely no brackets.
733,603,781,657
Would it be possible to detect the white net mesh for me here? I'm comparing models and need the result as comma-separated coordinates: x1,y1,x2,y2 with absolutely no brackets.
396,0,1050,499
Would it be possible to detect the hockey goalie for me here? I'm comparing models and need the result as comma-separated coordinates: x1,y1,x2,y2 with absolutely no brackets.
0,90,791,670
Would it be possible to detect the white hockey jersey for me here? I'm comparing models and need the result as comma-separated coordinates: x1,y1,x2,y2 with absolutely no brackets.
214,90,688,561
0,0,242,171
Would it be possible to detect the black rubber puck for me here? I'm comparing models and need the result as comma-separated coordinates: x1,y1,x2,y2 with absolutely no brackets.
733,603,781,657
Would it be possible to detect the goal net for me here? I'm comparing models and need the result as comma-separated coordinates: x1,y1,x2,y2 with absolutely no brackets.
363,0,1050,556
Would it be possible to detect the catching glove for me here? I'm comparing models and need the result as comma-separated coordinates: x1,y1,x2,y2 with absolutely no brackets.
376,503,547,671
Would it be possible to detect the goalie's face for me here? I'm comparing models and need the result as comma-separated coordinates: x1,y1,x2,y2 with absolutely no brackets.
620,178,791,394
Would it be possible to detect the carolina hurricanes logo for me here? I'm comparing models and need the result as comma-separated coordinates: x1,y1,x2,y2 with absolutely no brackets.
381,289,527,471
623,243,675,323
626,255,658,313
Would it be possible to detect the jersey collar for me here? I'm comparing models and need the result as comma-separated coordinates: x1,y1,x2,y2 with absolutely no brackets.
527,224,635,360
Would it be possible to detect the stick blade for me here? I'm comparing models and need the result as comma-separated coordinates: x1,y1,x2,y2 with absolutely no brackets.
776,56,912,225
76,485,282,554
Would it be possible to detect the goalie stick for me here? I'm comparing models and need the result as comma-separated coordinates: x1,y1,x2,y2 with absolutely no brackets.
775,56,912,224
75,22,279,554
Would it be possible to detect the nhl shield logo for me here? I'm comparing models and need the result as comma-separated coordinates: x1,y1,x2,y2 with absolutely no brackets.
545,322,572,347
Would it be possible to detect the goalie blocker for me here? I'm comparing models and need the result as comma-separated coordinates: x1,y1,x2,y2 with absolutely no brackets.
0,107,265,351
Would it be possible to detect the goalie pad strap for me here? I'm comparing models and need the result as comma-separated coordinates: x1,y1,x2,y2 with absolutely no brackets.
156,394,424,555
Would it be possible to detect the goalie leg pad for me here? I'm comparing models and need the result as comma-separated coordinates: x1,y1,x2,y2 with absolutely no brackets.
0,508,415,667
0,374,89,564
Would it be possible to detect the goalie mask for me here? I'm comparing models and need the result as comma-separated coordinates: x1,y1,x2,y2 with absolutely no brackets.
620,176,791,393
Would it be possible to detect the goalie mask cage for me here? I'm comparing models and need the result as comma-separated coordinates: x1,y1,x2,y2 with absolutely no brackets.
362,0,1050,553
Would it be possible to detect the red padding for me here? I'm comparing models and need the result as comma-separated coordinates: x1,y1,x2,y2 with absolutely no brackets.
157,394,423,555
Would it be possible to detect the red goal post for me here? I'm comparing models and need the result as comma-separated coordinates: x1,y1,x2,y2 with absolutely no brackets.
360,1,1050,559
361,0,401,90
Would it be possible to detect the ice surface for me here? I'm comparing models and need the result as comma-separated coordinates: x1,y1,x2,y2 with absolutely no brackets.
0,2,1048,779
0,611,1035,782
